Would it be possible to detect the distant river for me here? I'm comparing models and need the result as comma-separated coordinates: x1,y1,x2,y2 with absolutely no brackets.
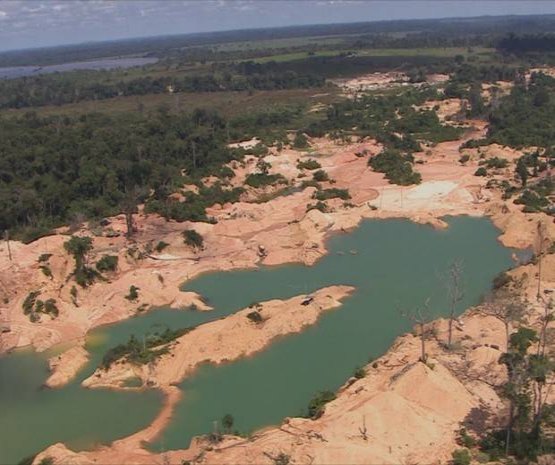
0,57,158,79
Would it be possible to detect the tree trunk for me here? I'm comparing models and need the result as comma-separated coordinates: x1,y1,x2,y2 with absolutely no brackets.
420,322,427,362
125,210,134,239
4,230,11,262
505,401,514,456
537,251,542,301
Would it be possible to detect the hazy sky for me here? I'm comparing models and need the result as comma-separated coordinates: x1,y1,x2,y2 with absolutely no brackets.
0,0,554,52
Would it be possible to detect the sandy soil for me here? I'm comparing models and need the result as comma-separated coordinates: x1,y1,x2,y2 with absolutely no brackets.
331,72,409,96
416,98,466,121
46,344,89,388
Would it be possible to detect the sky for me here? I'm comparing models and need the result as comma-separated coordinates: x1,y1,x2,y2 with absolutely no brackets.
0,0,555,52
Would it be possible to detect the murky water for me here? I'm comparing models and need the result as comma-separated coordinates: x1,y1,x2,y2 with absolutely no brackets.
0,217,513,463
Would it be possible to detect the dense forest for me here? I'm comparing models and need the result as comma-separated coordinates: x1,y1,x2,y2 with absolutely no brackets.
0,109,238,240
488,72,555,147
498,34,555,53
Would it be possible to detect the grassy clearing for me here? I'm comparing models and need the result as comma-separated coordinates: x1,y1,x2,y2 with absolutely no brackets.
1,87,342,119
211,35,346,52
250,46,495,64
252,50,346,63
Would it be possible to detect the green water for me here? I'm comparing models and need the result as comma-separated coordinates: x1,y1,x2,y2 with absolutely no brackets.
0,217,513,463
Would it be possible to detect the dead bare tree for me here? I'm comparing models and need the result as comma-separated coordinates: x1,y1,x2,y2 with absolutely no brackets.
358,415,368,441
445,259,464,348
401,298,432,363
537,296,554,357
535,220,547,301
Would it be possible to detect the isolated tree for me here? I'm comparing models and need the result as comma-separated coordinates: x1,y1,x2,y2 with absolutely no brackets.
64,236,95,287
445,260,464,348
183,229,204,250
64,236,93,270
401,298,432,363
516,158,529,187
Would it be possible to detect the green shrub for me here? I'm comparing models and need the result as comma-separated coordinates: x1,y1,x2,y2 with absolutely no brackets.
246,311,263,323
125,285,140,302
38,253,52,263
22,291,40,315
39,265,53,279
219,166,236,178
183,230,204,249
451,449,471,465
297,159,321,170
300,180,321,190
368,149,421,186
38,458,54,465
75,266,100,288
305,390,336,419
312,170,329,182
155,241,169,252
43,299,59,317
313,188,351,201
306,201,327,213
514,189,549,212
457,428,477,448
353,366,366,379
458,154,470,165
293,131,309,149
64,236,97,287
474,167,488,177
485,157,509,169
101,328,190,369
245,173,286,188
492,271,512,289
461,139,487,149
22,292,58,320
96,255,118,273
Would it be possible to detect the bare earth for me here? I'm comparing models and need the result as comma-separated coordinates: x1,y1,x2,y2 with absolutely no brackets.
46,344,89,388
